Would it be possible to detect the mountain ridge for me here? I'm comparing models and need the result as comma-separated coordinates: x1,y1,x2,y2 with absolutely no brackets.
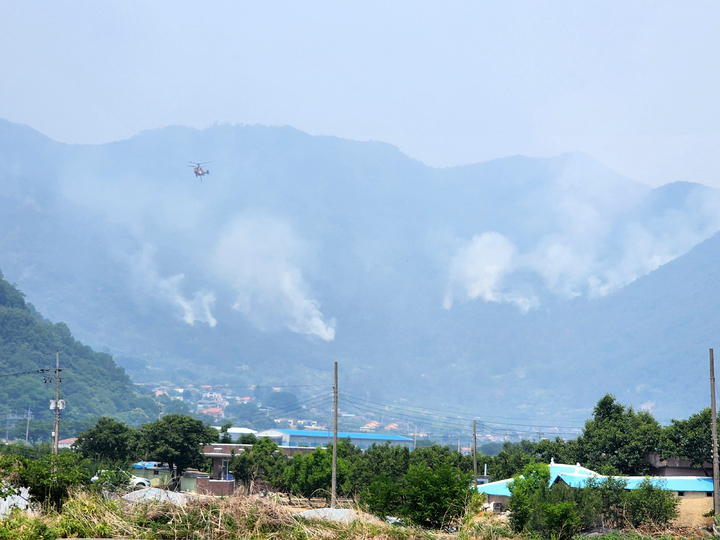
1,119,719,425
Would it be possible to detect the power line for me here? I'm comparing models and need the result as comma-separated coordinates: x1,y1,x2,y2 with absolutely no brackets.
0,368,54,379
344,391,588,426
343,393,586,430
340,397,474,433
341,396,584,439
261,392,334,415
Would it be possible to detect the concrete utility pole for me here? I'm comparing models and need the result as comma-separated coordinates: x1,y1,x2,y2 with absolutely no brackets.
53,351,61,455
331,361,338,508
24,407,33,445
473,420,478,487
711,348,720,517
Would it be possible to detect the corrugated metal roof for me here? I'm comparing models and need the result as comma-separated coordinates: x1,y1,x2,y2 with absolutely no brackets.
476,479,513,497
557,473,713,492
276,429,412,441
476,463,714,496
133,461,164,469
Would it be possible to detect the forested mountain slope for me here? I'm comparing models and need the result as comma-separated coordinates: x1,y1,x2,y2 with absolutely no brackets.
1,118,719,423
0,270,158,423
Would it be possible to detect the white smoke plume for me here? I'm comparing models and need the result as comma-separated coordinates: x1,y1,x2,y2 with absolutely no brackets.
215,216,335,341
130,245,217,327
445,159,720,311
444,232,539,312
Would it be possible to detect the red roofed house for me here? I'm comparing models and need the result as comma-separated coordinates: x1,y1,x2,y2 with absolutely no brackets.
203,407,224,420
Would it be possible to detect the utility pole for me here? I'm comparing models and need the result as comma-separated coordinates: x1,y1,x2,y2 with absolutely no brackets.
47,351,63,455
331,361,338,508
711,348,720,517
473,420,478,488
53,351,60,454
24,407,33,445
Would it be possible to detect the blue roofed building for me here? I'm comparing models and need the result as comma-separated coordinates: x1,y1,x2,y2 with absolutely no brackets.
255,428,412,449
476,460,713,528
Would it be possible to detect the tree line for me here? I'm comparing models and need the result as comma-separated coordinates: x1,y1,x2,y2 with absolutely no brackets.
0,393,714,529
488,393,714,480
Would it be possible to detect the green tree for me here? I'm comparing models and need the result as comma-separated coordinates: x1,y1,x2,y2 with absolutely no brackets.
238,433,258,444
218,421,233,443
507,462,551,533
507,463,590,539
579,394,662,475
411,444,473,473
490,440,538,480
137,414,217,480
542,501,581,540
663,407,712,475
536,437,580,465
623,478,679,528
231,437,288,493
350,443,410,496
583,475,628,528
0,452,91,510
73,416,137,465
284,447,351,501
402,458,472,528
361,474,404,518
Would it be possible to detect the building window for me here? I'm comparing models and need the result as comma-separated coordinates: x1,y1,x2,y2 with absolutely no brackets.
677,491,685,497
708,492,714,497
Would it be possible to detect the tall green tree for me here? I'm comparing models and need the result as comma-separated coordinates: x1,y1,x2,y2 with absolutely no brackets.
402,457,472,528
662,407,712,475
490,440,538,479
283,447,352,501
137,414,217,479
73,416,137,465
507,462,552,533
350,443,410,494
579,394,662,475
231,437,288,493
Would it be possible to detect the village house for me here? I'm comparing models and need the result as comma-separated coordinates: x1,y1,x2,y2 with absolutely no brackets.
476,460,713,528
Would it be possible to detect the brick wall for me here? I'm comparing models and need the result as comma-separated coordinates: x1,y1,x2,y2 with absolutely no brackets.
196,478,235,496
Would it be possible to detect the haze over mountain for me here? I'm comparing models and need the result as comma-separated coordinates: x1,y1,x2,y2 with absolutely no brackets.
1,118,719,427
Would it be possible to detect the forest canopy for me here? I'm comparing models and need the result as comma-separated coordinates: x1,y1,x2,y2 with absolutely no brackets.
0,270,158,438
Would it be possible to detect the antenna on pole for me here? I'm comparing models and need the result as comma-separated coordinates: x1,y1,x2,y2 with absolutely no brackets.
331,361,338,508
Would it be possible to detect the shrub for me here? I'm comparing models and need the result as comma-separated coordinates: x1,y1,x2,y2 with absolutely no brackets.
623,478,678,528
507,462,551,532
542,501,581,540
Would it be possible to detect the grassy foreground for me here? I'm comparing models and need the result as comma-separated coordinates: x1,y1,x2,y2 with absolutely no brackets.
0,491,438,540
0,490,697,540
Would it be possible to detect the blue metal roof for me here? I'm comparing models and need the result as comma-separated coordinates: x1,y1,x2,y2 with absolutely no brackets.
133,461,162,469
557,473,713,492
276,429,412,441
476,463,714,496
476,479,513,497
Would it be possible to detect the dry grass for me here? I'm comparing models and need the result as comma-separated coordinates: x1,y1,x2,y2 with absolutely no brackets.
0,490,438,540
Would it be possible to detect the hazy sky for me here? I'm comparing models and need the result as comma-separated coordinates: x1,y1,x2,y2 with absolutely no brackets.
2,1,719,187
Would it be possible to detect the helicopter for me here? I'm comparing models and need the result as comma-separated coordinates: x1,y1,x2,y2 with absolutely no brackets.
188,161,212,179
